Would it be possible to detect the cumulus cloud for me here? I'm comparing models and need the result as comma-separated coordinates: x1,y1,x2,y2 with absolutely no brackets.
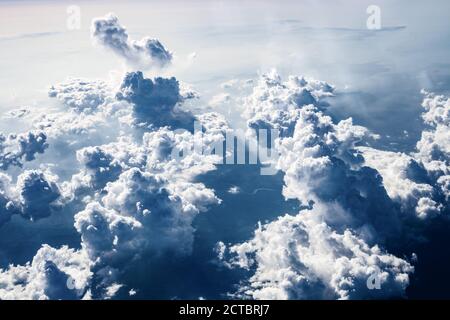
358,147,442,218
60,113,227,294
245,71,402,237
75,145,123,190
91,13,172,69
415,91,449,205
4,11,447,300
74,201,142,262
0,173,16,226
26,77,133,156
48,78,109,113
221,71,419,299
357,90,449,218
0,169,61,227
16,170,61,221
72,118,227,256
0,245,91,300
0,130,48,170
71,166,219,294
223,208,413,300
116,71,194,129
227,186,240,194
40,72,196,148
1,112,226,297
244,69,334,136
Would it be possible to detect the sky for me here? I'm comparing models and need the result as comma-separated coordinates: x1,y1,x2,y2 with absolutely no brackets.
0,0,449,299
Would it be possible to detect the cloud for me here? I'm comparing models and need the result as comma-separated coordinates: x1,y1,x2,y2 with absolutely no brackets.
0,173,16,226
48,78,109,113
116,71,194,130
224,208,413,300
91,13,172,69
0,245,91,300
1,113,226,296
0,170,61,227
415,91,449,206
75,145,123,190
0,130,48,170
358,147,442,218
3,11,445,300
221,71,418,299
227,186,240,194
16,170,61,221
77,120,226,257
244,69,334,136
74,201,142,262
62,116,227,295
71,166,219,296
249,72,401,238
357,90,449,218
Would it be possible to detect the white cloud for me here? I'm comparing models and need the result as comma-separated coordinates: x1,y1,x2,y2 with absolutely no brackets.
358,90,449,218
0,169,61,226
74,201,142,261
222,71,417,299
116,71,194,130
415,91,449,205
64,114,227,293
0,173,16,226
0,130,48,170
15,169,61,221
225,208,413,299
244,69,334,136
91,13,172,69
48,78,109,113
0,245,91,300
358,147,442,218
3,9,447,300
227,186,240,194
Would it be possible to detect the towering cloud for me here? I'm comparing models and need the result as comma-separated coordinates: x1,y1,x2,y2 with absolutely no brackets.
16,170,61,221
58,108,227,296
116,71,194,129
221,71,417,299
0,170,61,227
91,13,172,69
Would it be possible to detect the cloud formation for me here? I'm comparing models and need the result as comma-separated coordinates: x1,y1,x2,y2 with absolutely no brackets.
116,71,195,129
0,131,48,170
357,91,449,218
1,11,448,300
48,78,109,113
0,170,61,227
0,245,91,300
92,13,173,69
224,208,413,299
221,71,419,299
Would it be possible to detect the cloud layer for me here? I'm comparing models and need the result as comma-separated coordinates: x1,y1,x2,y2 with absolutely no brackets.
0,12,448,300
